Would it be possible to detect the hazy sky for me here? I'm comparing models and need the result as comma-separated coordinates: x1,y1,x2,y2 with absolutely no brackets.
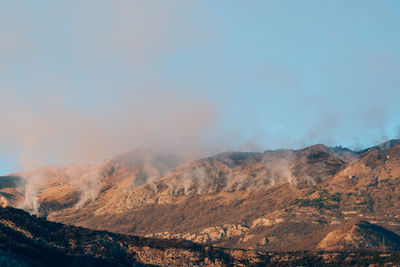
1,1,400,174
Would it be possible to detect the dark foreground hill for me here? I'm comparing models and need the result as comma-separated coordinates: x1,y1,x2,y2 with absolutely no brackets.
0,207,235,266
2,207,400,266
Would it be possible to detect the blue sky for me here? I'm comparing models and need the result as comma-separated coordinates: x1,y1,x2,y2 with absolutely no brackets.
1,1,400,174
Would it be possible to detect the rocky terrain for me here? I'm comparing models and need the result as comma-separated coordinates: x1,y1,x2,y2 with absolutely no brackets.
2,140,400,252
2,206,400,266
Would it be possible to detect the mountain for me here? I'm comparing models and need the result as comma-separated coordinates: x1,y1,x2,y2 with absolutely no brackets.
2,206,400,267
2,140,400,251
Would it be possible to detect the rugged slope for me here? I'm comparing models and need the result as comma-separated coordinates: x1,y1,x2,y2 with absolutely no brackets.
2,207,400,267
2,140,400,250
0,149,182,214
0,206,238,266
42,144,358,250
317,219,400,250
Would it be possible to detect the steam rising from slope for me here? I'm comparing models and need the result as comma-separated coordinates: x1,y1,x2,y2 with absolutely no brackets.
151,147,352,197
16,150,183,213
71,168,104,210
157,151,325,196
160,160,297,196
19,174,41,213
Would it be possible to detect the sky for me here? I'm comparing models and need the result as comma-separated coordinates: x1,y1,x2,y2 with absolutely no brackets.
0,1,400,174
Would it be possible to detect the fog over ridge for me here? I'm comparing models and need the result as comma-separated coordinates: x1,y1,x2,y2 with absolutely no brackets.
1,1,399,173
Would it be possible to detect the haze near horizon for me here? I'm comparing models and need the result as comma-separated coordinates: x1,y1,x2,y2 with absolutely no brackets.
1,1,400,174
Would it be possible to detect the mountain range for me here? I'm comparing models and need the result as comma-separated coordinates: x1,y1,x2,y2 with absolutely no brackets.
1,140,400,257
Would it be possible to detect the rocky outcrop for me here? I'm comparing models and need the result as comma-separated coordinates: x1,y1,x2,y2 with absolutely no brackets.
0,196,8,208
317,220,400,250
251,217,284,228
147,224,250,244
